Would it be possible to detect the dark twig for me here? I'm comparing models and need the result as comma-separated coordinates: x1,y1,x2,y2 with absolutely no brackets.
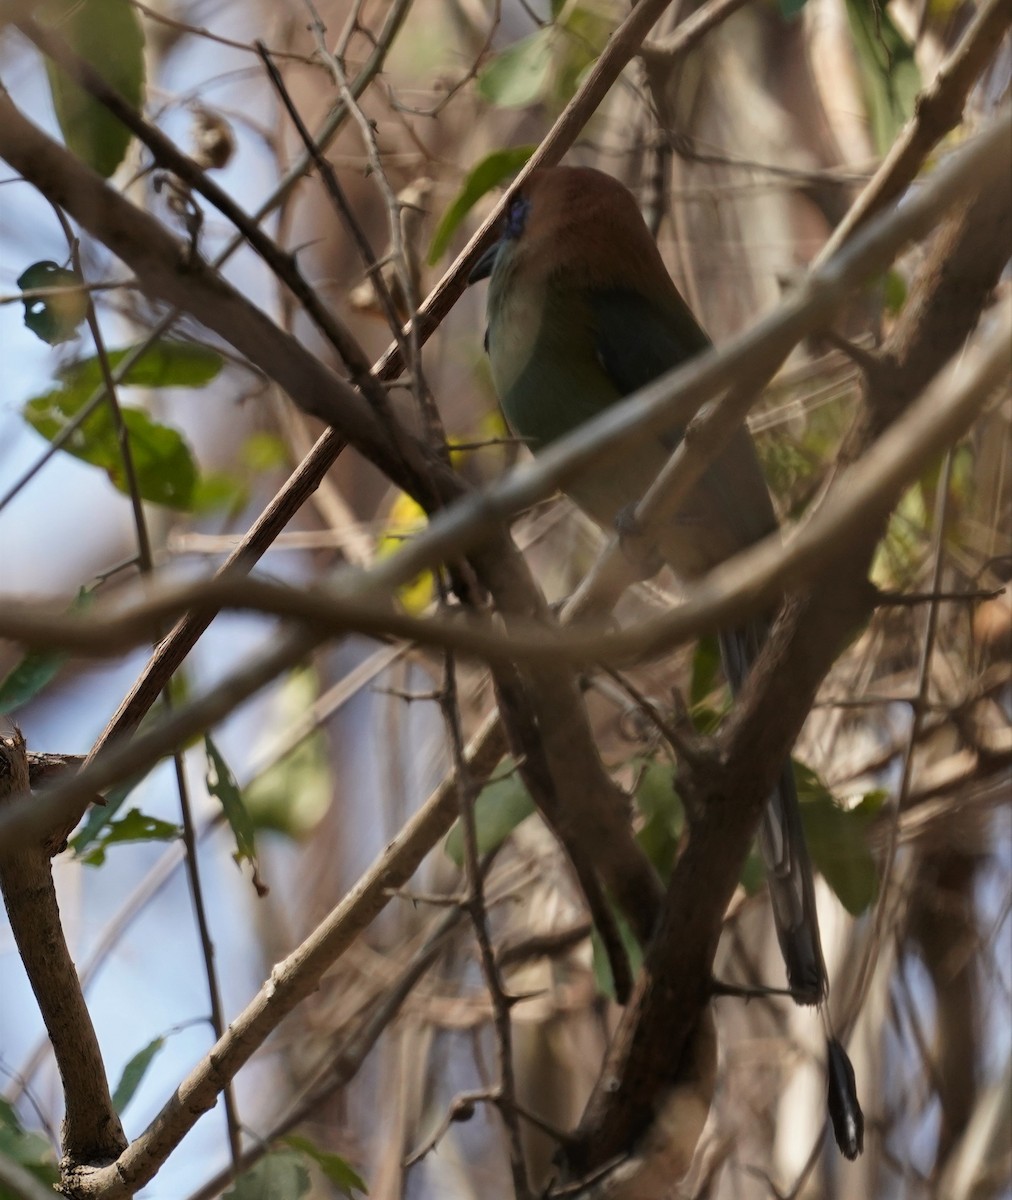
253,40,407,356
439,652,533,1199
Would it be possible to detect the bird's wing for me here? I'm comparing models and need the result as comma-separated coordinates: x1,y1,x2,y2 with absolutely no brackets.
590,288,779,558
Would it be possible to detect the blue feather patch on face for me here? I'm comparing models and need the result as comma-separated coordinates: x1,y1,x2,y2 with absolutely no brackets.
505,194,531,240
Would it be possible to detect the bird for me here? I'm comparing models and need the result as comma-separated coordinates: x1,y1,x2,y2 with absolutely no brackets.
470,164,863,1158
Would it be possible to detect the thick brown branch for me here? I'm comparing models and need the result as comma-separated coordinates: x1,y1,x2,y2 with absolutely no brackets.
0,729,126,1169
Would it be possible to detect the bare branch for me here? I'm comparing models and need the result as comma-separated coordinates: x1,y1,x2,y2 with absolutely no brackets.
0,729,126,1170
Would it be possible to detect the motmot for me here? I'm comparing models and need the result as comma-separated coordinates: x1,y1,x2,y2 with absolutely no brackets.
470,165,862,1156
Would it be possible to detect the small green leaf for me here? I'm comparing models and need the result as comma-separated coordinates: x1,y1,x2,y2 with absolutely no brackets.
206,735,266,893
25,391,199,509
796,763,882,914
872,480,929,587
57,342,223,391
40,0,146,178
245,739,330,839
71,779,139,859
225,1151,311,1200
22,343,219,511
444,757,535,865
778,0,810,16
689,635,722,709
0,588,94,714
591,908,642,1001
552,4,612,105
190,469,247,515
242,432,290,472
690,703,725,737
845,0,921,155
17,260,88,344
0,650,65,716
122,408,198,507
427,145,536,264
285,1135,368,1197
244,669,331,838
79,808,180,866
478,28,556,108
0,1098,59,1191
882,268,908,315
632,757,684,879
112,1037,165,1113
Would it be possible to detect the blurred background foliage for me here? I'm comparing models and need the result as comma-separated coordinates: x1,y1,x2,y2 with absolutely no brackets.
0,0,1009,1197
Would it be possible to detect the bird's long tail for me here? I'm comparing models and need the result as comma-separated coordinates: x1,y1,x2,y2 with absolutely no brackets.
718,623,827,1005
719,622,864,1158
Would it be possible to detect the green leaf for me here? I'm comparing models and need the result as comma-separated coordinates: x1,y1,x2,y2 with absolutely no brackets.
225,1151,311,1200
112,1037,165,1113
190,469,248,515
689,635,722,709
796,763,883,914
285,1135,368,1197
778,0,810,16
40,0,145,178
444,757,535,865
871,480,929,587
591,908,642,1001
206,735,266,893
478,28,556,107
71,779,139,859
17,260,88,344
25,390,198,509
245,739,330,839
22,343,220,511
0,647,65,716
845,0,921,155
0,1098,59,1194
57,342,223,391
427,145,536,264
242,432,290,472
882,267,908,315
632,758,683,879
79,808,180,866
552,4,612,105
0,588,93,714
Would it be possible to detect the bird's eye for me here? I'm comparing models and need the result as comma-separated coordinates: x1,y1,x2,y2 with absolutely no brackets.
505,194,530,240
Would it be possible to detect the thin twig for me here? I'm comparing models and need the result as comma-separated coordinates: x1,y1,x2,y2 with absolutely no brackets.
254,40,407,357
438,650,532,1199
816,0,1011,263
845,451,957,1025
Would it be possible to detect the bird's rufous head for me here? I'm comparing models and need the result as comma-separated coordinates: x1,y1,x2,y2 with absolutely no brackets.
470,166,674,297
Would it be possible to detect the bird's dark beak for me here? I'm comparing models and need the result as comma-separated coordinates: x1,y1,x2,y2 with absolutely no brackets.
468,239,502,285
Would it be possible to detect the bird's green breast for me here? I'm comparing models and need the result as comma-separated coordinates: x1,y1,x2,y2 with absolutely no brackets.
488,280,619,448
484,275,777,573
